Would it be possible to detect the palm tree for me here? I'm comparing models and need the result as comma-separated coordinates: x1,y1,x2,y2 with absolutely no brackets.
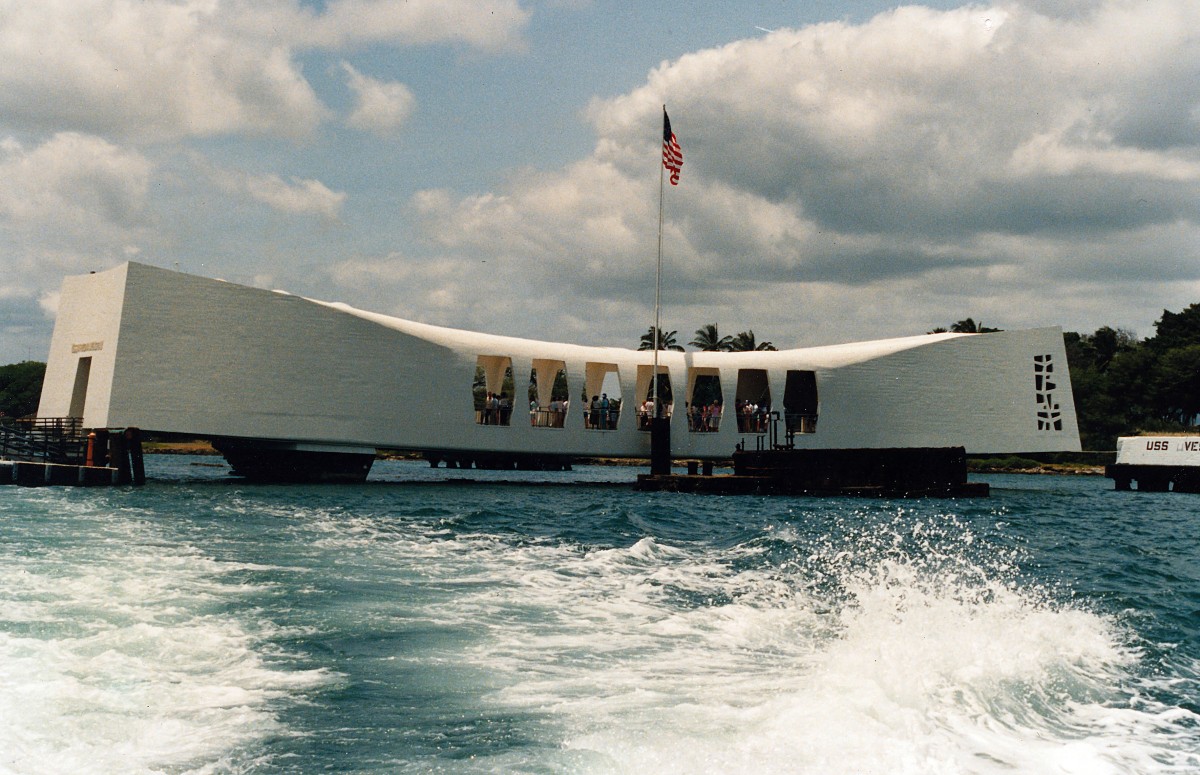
639,326,685,351
729,330,777,352
689,323,733,351
949,318,1002,334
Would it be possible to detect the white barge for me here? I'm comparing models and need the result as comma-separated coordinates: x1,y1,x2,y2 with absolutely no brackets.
1105,437,1200,492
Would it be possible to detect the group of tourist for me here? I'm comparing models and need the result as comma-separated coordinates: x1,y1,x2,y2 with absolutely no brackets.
735,400,772,433
528,397,569,428
506,392,781,435
526,396,623,430
583,394,618,430
635,399,668,430
686,401,723,432
479,392,513,426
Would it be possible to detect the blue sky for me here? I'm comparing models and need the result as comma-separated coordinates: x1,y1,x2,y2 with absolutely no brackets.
2,0,1198,364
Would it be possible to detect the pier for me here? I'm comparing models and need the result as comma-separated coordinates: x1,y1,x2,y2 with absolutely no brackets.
1105,436,1200,492
0,418,144,487
636,446,989,497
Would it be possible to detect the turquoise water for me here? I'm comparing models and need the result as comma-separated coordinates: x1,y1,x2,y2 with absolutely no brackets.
3,457,1200,774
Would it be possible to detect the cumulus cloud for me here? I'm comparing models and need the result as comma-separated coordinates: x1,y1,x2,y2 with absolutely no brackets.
399,0,1200,346
342,63,416,136
0,131,151,361
286,0,529,52
208,166,347,220
38,291,61,318
0,0,527,141
325,253,502,330
0,0,324,140
0,132,152,247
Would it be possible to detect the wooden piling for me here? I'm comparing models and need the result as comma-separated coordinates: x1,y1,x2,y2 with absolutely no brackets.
93,429,110,467
126,427,145,486
109,431,131,485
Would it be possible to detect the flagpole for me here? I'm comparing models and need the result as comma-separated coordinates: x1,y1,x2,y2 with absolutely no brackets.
649,105,672,477
654,110,665,422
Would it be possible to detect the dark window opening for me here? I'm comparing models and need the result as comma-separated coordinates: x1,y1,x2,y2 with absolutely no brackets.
783,370,818,434
583,362,622,430
473,355,514,426
69,357,92,419
687,371,723,432
635,365,673,430
735,368,772,433
529,360,569,428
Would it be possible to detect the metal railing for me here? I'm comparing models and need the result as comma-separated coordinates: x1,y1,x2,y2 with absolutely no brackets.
475,407,513,426
686,413,722,432
0,417,87,464
635,406,673,430
736,413,772,433
583,408,620,430
530,408,568,428
745,412,819,450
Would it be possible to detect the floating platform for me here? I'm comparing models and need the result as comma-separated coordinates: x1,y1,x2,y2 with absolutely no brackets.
636,446,989,497
0,459,120,487
1105,436,1200,492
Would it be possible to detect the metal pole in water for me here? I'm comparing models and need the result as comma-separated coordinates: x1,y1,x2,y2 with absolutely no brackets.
651,106,672,476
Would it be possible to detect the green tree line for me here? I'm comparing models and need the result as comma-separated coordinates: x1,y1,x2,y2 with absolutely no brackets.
1063,305,1200,449
0,361,46,418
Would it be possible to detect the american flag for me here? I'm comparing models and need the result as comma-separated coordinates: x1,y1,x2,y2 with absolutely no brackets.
662,109,683,185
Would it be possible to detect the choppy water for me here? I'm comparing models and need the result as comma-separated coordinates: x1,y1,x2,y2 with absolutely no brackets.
3,456,1200,774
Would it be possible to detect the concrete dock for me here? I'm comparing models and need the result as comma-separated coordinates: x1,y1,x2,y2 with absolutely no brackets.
0,459,120,487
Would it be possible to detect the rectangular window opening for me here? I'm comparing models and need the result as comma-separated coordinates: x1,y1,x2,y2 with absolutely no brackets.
69,357,92,420
735,368,772,434
783,370,818,434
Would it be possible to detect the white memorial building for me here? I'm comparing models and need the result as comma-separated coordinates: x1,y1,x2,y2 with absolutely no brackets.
37,262,1081,477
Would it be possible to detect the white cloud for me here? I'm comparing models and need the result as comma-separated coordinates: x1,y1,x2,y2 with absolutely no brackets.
399,0,1200,346
287,0,530,52
0,131,154,359
0,132,152,247
208,164,346,220
342,63,416,136
0,0,325,140
1008,130,1200,180
38,291,61,318
0,0,527,141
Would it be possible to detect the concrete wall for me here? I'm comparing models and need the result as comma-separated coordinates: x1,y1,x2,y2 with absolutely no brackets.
38,262,1081,456
38,264,128,428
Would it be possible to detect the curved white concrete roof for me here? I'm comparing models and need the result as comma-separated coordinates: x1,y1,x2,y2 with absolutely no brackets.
317,297,970,369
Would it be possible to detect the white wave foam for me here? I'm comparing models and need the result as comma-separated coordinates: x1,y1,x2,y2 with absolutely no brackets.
397,515,1200,775
0,504,331,775
36,489,1192,774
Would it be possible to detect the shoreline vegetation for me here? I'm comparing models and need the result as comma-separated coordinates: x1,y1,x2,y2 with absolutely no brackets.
141,440,1110,476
